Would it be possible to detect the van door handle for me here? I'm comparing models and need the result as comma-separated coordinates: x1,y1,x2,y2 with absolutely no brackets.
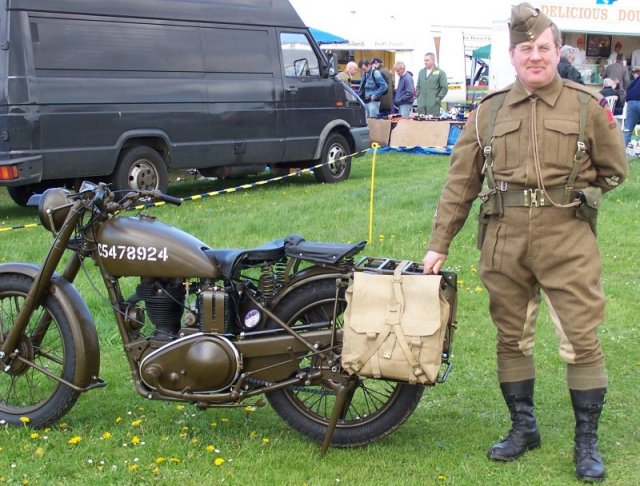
285,86,298,94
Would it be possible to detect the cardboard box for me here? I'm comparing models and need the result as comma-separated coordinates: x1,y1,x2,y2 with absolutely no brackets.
367,119,392,146
390,120,451,148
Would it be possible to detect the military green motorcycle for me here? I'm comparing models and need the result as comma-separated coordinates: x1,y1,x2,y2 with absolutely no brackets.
0,182,456,449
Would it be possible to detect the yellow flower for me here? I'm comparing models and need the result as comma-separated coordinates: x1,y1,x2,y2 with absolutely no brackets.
181,426,189,431
152,466,160,475
131,419,142,427
58,423,68,430
19,417,30,424
244,406,256,413
206,445,215,452
30,433,40,440
262,437,270,444
101,432,112,440
155,457,166,464
128,464,138,472
68,436,82,445
475,286,483,293
214,457,225,466
179,433,187,439
249,431,258,440
458,279,465,286
34,447,44,457
470,266,477,274
115,417,123,424
438,474,447,481
221,418,229,423
131,436,141,445
176,405,184,412
169,457,180,464
210,421,217,427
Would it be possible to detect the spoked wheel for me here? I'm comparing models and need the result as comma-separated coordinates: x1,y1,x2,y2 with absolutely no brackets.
0,274,80,427
265,279,424,447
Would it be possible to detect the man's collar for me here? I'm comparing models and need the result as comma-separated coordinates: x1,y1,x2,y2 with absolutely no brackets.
507,75,563,106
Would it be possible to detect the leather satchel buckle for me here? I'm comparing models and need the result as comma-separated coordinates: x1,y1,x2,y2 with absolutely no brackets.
523,189,545,207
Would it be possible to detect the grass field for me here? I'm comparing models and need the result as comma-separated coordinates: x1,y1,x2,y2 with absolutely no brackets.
0,152,638,485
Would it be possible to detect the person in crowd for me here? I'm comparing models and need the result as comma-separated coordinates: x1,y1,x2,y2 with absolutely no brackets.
599,78,624,116
632,49,640,70
393,61,415,118
422,2,627,483
337,61,358,85
371,57,394,115
557,45,583,83
604,53,630,90
572,37,587,66
357,59,387,118
416,52,448,116
623,66,640,148
607,41,624,65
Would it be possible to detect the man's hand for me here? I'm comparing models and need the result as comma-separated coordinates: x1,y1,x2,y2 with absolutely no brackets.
423,251,447,274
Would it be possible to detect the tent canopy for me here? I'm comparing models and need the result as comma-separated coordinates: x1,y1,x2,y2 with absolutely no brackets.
473,44,491,59
308,27,348,45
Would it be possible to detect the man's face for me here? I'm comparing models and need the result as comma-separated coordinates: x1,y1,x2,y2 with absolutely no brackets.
348,64,358,75
395,65,405,76
360,64,369,74
577,38,584,49
509,27,560,93
424,56,434,69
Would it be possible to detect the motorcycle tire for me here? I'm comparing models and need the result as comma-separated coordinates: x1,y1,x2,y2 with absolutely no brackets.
265,278,424,447
0,274,80,427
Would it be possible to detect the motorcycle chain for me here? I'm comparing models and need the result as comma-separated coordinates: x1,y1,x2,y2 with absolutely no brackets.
245,377,334,395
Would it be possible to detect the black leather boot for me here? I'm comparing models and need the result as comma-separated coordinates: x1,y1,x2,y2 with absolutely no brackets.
488,379,541,461
570,388,606,482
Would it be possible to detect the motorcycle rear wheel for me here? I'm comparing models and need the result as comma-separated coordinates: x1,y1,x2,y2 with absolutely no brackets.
0,274,80,427
265,278,424,447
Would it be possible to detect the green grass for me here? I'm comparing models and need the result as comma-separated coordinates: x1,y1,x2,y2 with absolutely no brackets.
0,153,639,485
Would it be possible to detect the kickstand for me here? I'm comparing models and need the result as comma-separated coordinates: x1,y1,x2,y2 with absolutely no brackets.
320,380,356,456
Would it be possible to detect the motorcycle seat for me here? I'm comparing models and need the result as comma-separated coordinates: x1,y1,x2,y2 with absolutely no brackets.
205,239,285,278
284,234,366,265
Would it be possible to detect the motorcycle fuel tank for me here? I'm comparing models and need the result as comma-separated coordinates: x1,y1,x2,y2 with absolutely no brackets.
94,216,221,278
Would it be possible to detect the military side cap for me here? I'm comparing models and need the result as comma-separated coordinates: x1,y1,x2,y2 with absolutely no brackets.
509,2,553,45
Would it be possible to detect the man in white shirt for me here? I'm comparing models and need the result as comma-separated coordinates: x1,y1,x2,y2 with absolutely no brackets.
631,49,640,70
607,42,625,65
573,37,587,66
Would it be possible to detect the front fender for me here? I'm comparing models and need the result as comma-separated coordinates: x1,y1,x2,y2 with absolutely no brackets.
0,263,100,389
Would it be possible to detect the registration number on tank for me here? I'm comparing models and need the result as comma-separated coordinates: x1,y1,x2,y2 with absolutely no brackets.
97,243,169,262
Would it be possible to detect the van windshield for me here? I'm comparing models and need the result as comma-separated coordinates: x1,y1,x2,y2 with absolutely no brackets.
280,33,320,77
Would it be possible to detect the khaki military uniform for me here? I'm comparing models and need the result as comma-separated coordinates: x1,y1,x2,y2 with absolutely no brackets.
427,75,628,390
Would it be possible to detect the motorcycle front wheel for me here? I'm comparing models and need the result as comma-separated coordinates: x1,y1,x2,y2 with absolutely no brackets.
0,274,80,427
265,278,424,447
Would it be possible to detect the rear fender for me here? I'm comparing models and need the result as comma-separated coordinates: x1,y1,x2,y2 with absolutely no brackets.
270,267,348,308
0,263,101,389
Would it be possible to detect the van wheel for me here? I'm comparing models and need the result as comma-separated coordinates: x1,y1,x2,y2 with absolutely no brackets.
314,133,351,183
112,147,168,193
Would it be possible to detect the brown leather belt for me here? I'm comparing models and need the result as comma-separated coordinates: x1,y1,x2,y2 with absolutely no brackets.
501,188,579,207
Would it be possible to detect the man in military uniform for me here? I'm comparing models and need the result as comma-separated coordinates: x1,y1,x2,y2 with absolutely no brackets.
416,53,448,116
423,3,628,482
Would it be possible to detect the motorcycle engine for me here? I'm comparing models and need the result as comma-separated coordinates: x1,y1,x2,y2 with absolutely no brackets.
139,333,240,393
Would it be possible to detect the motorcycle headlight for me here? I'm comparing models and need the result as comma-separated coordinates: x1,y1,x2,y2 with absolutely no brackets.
37,188,72,233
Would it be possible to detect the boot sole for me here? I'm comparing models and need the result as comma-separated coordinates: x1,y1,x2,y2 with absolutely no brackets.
488,440,541,462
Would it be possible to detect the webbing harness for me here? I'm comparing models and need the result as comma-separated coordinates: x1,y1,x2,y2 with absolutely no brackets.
480,88,590,205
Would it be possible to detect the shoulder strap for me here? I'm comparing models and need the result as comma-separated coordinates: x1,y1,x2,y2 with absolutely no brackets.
564,90,590,201
481,91,508,190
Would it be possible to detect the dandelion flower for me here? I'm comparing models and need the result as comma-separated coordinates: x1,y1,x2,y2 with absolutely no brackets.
210,422,217,427
131,436,141,446
115,417,123,424
206,445,215,452
214,457,225,466
155,457,166,464
19,417,30,424
221,418,229,424
101,432,112,440
58,423,68,430
152,466,160,475
131,419,142,427
262,437,270,444
169,457,180,464
30,433,40,440
438,474,447,481
128,464,138,472
475,286,483,293
34,447,44,457
176,405,185,412
68,436,82,445
244,406,256,413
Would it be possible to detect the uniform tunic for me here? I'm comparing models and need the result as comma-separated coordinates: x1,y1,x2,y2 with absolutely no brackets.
427,75,628,389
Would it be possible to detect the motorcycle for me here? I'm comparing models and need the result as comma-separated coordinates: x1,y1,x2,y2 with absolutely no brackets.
0,181,457,451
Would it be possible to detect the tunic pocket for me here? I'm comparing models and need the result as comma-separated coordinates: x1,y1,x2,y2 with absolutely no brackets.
491,119,522,170
542,119,580,169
